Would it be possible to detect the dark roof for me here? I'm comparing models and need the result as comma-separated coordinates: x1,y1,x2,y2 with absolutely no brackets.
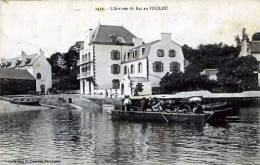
249,42,260,53
122,40,160,63
252,32,260,41
90,25,137,46
0,68,35,80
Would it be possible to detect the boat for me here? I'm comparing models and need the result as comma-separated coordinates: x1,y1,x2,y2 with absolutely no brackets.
10,97,40,106
110,95,237,124
111,110,206,124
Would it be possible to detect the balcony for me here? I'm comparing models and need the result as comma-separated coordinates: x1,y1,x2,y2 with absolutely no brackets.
77,59,93,66
77,71,92,79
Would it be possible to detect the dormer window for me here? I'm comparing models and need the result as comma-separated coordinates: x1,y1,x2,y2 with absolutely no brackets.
116,37,126,44
109,34,117,43
25,58,31,65
16,60,21,67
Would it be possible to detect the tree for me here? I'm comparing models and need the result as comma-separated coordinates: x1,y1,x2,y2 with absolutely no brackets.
218,56,258,91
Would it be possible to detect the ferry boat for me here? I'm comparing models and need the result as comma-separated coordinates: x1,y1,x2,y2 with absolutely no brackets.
110,95,236,124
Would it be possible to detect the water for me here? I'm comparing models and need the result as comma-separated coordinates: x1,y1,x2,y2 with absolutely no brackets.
0,103,259,164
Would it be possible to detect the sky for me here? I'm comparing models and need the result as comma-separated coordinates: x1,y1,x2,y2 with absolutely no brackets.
0,0,260,58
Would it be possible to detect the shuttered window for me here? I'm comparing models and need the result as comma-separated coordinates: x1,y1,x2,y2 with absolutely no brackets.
111,64,120,74
170,62,180,73
112,79,120,89
169,49,176,57
153,61,164,72
111,50,120,60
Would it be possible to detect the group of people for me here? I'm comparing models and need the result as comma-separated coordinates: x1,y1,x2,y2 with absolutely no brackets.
122,96,204,113
122,96,169,112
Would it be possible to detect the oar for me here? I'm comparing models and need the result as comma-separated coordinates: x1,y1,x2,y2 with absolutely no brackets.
160,112,169,123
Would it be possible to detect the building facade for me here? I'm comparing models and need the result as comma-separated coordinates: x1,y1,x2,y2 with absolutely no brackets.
0,50,52,93
78,25,136,95
121,33,185,96
239,32,260,86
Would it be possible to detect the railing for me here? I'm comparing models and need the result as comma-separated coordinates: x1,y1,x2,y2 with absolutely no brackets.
77,71,92,79
77,59,93,66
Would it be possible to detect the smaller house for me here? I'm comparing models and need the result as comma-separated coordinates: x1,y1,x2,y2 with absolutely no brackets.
0,68,36,95
121,33,185,96
200,69,218,81
0,49,52,93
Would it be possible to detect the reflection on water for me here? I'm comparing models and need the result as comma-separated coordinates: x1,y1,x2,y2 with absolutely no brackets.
0,103,259,164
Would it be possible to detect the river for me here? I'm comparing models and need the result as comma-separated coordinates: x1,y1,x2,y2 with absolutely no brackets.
0,102,259,164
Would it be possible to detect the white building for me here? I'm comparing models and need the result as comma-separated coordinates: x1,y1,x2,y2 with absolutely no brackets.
78,24,137,95
200,69,218,81
239,32,260,86
0,49,52,93
121,33,185,96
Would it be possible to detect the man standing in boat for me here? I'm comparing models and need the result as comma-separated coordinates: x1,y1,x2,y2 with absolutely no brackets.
123,95,132,111
141,97,147,111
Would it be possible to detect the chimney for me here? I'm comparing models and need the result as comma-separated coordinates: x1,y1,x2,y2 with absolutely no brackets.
39,49,44,55
133,38,143,47
161,33,171,41
21,51,26,58
89,28,94,42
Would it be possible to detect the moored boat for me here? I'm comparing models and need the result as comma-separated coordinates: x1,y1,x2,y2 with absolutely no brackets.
10,97,40,106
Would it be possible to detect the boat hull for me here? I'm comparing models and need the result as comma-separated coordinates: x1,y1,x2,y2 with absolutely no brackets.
111,110,206,124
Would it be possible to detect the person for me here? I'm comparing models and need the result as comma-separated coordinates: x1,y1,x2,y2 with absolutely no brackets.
152,99,163,112
193,102,203,114
140,97,147,111
123,95,131,111
147,97,153,110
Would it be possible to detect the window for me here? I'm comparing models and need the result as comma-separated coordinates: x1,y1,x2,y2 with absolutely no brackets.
138,62,143,73
134,50,138,58
112,79,120,89
124,66,127,74
170,62,180,73
111,50,120,60
25,58,31,65
153,61,164,72
169,49,176,57
142,48,145,55
127,52,130,60
130,64,135,74
36,73,41,79
157,49,165,57
88,52,91,61
111,64,120,74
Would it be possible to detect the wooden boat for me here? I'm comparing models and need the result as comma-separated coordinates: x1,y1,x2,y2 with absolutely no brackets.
111,110,206,124
10,97,40,106
111,95,237,124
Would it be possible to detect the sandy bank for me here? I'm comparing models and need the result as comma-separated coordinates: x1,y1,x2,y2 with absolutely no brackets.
0,100,49,113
